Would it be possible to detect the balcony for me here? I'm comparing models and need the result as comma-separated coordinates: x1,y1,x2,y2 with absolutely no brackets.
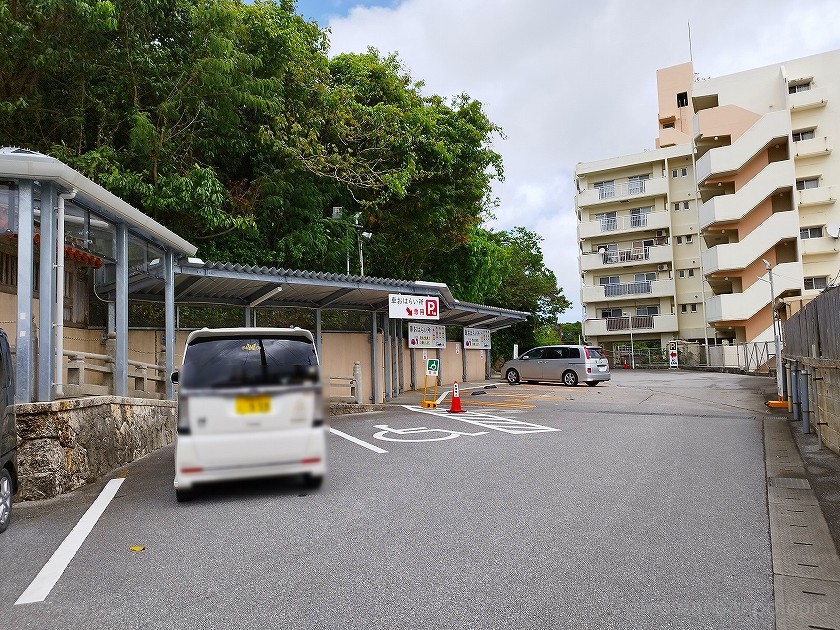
582,279,676,304
793,135,832,159
584,314,679,337
789,86,828,111
704,262,802,323
798,185,837,207
801,236,839,257
580,244,672,271
577,176,668,208
699,160,794,229
579,210,670,239
701,211,800,274
695,111,790,183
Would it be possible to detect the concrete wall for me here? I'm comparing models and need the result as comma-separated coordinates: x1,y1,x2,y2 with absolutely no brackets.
813,365,840,454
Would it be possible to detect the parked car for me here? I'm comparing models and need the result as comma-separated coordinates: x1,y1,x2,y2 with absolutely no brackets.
171,327,326,502
502,344,610,387
0,327,16,533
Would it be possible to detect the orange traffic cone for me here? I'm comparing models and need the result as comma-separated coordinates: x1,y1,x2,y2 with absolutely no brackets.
448,381,465,413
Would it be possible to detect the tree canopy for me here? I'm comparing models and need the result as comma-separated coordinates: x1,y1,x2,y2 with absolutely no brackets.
0,0,570,357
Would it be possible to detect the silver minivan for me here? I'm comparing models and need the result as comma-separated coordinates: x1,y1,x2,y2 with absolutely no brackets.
501,344,610,386
172,327,326,502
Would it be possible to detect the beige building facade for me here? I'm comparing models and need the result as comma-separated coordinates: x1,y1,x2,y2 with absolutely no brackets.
577,50,840,353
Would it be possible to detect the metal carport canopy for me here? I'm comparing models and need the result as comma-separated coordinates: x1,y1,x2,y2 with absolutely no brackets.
124,259,530,330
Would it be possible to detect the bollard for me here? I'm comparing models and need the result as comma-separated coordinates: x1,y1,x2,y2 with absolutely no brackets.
790,361,800,423
352,361,362,405
800,367,810,434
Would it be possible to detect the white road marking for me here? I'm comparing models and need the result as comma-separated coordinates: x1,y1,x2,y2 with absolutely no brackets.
16,478,125,605
372,424,487,442
402,405,559,434
329,427,388,453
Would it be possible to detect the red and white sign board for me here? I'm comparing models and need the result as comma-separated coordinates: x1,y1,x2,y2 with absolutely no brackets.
388,294,439,320
668,341,678,368
408,323,446,348
463,327,491,350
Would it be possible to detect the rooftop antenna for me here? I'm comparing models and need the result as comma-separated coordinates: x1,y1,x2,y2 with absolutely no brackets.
688,21,694,64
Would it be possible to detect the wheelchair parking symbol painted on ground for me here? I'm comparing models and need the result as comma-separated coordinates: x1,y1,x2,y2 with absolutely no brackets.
403,405,560,434
372,424,487,442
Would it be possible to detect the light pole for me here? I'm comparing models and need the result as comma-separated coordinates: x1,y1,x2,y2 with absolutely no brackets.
762,258,784,399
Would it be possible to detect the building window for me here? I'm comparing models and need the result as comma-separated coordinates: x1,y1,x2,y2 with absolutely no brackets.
676,236,683,244
677,92,689,107
683,201,690,210
596,211,617,231
628,174,649,195
594,180,615,199
685,234,693,244
673,202,680,212
636,306,659,316
681,304,687,313
800,227,823,239
630,206,651,227
691,303,697,313
672,169,678,178
792,129,816,142
789,81,812,94
804,276,827,290
663,123,675,129
601,308,623,318
678,269,686,278
634,272,656,282
681,168,688,177
797,177,820,190
688,268,695,277
599,276,620,285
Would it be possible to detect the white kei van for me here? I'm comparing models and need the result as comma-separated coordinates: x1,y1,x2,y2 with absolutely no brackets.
172,327,326,502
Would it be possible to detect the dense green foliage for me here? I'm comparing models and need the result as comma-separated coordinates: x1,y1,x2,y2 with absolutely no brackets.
1,0,570,351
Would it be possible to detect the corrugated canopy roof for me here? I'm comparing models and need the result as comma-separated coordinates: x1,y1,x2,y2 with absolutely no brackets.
115,259,530,331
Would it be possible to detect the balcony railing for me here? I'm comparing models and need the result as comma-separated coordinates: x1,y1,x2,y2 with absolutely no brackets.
578,177,668,208
601,247,650,264
605,315,654,330
603,281,652,297
598,214,651,231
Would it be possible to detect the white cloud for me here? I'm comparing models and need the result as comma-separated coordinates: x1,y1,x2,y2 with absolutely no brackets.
324,0,840,320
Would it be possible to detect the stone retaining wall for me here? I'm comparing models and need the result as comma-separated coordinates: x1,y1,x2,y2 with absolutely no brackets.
15,397,176,500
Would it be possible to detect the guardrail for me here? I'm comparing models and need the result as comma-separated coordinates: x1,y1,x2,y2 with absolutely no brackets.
65,350,167,399
328,361,362,404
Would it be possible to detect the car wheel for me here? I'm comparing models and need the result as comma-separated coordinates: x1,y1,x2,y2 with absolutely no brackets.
302,473,324,490
586,381,599,387
505,369,520,384
175,487,195,503
562,370,578,387
0,468,13,533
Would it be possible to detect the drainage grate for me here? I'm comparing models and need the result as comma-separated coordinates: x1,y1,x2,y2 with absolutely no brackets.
774,575,840,630
770,477,813,490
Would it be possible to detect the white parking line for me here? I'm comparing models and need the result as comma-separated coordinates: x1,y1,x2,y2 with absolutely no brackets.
15,478,125,605
329,427,388,453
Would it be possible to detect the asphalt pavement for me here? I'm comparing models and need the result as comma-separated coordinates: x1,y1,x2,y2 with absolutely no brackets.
0,369,829,629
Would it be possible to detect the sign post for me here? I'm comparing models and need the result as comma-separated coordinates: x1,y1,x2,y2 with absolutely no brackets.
668,341,678,368
421,358,440,408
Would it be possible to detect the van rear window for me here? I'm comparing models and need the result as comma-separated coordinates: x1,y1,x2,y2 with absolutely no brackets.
586,347,606,360
181,336,318,389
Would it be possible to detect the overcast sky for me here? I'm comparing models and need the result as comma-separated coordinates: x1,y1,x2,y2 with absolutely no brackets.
296,0,840,321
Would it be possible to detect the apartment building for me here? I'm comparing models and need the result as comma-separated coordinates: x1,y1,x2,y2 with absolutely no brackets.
576,50,840,353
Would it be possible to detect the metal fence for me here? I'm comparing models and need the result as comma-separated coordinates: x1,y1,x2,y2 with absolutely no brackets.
782,285,840,455
707,341,775,373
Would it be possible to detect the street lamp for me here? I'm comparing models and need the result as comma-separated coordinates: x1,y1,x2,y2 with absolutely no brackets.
762,259,784,400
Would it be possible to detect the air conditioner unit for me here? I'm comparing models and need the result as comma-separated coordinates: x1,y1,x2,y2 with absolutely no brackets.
657,263,670,271
655,230,666,237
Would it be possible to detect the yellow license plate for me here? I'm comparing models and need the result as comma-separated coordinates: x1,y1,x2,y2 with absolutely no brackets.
235,395,271,415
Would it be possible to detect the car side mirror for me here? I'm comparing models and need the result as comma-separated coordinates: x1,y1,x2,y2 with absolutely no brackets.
170,371,179,384
520,356,529,361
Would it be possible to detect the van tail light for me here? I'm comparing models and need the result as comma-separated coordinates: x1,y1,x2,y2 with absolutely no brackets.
584,347,591,359
301,457,321,465
587,367,592,373
177,396,191,435
314,390,325,427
